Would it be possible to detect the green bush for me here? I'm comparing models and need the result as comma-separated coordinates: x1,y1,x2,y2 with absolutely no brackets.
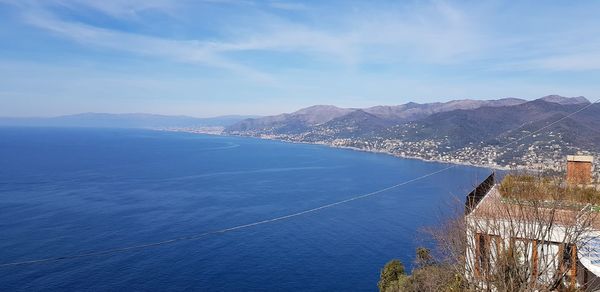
378,259,407,292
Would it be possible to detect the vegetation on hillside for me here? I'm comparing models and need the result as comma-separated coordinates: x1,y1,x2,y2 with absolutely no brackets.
499,173,600,206
379,172,599,292
378,248,461,292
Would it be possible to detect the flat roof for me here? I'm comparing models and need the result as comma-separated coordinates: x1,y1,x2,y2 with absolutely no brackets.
567,155,594,163
467,185,600,229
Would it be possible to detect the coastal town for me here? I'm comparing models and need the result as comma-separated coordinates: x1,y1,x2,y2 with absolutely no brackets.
200,128,599,181
5,0,600,291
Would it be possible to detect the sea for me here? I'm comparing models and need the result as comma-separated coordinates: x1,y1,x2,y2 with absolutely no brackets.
0,127,492,291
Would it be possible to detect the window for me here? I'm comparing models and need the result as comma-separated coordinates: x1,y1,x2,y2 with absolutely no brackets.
474,234,488,277
475,234,502,277
560,244,577,288
536,242,560,283
478,234,489,274
513,238,534,268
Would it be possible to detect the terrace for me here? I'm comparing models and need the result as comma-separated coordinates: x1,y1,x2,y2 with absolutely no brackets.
498,174,600,211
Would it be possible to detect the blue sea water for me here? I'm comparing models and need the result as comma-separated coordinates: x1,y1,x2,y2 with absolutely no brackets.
0,127,491,291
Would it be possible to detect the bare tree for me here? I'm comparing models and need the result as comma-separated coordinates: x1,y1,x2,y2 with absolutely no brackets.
429,172,599,291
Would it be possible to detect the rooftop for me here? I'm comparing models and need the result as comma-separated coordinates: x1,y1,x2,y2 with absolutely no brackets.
466,174,600,229
499,174,600,206
567,155,594,163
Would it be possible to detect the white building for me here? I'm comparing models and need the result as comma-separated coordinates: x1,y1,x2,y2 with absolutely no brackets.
464,168,600,291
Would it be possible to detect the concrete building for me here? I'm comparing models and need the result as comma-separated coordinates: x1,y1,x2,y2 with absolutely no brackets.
464,158,600,291
567,155,594,185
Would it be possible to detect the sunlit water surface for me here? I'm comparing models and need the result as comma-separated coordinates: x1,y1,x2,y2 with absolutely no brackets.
0,127,491,291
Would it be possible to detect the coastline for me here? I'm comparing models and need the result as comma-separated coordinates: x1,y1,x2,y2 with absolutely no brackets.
161,128,511,172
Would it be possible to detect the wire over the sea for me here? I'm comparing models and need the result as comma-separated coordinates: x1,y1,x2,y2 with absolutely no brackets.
1,98,598,268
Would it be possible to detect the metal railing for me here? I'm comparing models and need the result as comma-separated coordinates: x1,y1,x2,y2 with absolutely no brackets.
465,172,496,215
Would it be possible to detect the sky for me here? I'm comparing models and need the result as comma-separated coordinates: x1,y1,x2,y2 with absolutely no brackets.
1,0,600,117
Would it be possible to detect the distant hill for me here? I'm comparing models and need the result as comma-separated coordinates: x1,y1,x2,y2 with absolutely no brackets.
396,98,600,149
0,113,258,128
362,98,526,121
225,95,599,168
226,105,354,134
539,95,590,105
307,110,396,140
226,98,527,134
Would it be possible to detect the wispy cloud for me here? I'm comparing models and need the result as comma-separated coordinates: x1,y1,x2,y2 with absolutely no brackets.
53,0,178,19
13,3,275,82
5,0,600,73
3,0,600,117
268,1,308,11
526,53,600,71
5,0,491,78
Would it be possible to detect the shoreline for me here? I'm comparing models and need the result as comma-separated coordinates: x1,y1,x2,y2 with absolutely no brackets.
261,137,510,171
162,128,511,172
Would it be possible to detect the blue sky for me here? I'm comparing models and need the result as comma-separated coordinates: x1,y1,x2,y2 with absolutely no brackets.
1,0,600,117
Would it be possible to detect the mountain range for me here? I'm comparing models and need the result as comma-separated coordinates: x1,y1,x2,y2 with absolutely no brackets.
225,95,600,168
2,95,597,169
0,113,258,128
226,97,528,134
